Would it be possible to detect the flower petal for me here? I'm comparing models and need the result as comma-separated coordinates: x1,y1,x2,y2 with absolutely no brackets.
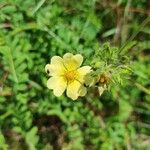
66,80,81,100
45,56,66,76
47,77,67,96
46,64,66,76
45,64,51,75
98,86,105,96
77,66,91,83
63,53,83,70
51,56,63,65
63,53,74,60
84,74,95,87
77,66,91,75
78,85,87,96
73,54,83,67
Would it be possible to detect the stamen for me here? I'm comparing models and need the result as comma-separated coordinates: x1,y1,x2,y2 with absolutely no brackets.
65,70,77,82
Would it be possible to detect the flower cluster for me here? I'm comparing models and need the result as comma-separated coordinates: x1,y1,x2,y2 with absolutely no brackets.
45,48,130,100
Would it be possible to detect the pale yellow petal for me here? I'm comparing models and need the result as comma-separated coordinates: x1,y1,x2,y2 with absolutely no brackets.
45,56,66,76
47,64,66,76
63,53,74,60
73,54,83,67
47,77,67,96
78,86,87,96
45,64,51,75
98,86,105,96
84,74,95,87
51,56,63,65
77,66,91,83
63,53,83,70
77,66,91,75
66,80,81,100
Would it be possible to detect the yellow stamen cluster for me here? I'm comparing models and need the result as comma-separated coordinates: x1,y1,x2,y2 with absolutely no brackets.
64,70,77,82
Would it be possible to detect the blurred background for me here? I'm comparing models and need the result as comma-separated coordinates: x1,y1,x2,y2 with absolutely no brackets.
0,0,150,149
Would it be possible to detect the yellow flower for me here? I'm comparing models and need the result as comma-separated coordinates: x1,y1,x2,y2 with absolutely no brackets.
45,53,91,100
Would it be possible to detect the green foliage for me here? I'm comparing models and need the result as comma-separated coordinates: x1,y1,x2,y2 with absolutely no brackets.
0,131,8,150
0,0,150,150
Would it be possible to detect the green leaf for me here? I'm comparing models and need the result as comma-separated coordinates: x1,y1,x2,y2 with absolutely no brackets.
25,127,39,150
0,132,8,150
0,46,18,82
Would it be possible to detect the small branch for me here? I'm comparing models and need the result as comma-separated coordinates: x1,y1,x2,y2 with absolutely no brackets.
135,82,150,95
0,23,12,29
137,122,150,129
32,0,47,15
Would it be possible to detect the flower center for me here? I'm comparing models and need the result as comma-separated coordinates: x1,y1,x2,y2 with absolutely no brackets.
64,70,77,82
